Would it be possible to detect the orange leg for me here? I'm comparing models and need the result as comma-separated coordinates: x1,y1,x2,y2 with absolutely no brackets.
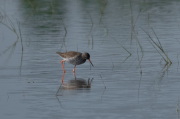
73,66,76,80
61,72,65,83
73,65,76,73
73,72,76,79
61,60,66,73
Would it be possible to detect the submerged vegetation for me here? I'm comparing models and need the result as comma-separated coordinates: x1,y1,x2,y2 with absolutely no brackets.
0,11,24,72
0,0,177,72
141,26,172,66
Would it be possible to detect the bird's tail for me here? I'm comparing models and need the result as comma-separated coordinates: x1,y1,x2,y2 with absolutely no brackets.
56,52,62,56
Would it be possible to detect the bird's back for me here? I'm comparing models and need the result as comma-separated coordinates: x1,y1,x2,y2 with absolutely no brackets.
56,51,81,58
56,51,86,65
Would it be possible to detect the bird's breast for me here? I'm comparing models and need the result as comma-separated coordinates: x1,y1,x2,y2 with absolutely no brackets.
64,57,86,65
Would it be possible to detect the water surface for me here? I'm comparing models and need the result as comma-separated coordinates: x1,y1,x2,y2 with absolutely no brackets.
0,0,180,119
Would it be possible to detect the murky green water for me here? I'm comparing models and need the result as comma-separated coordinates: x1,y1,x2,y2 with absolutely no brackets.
1,0,180,119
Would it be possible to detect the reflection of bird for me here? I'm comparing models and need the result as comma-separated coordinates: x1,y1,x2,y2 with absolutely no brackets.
56,51,93,73
62,78,93,89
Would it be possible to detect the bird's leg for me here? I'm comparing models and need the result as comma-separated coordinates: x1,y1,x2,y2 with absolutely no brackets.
73,65,76,80
61,72,65,83
73,65,76,73
73,72,76,80
61,60,66,73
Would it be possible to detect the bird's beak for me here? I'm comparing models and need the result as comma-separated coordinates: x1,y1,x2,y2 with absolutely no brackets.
88,59,94,67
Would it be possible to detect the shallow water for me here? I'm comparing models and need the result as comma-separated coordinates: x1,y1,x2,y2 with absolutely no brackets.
1,0,180,119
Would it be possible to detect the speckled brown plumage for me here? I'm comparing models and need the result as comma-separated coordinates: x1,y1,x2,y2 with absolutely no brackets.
56,51,81,58
56,51,93,73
